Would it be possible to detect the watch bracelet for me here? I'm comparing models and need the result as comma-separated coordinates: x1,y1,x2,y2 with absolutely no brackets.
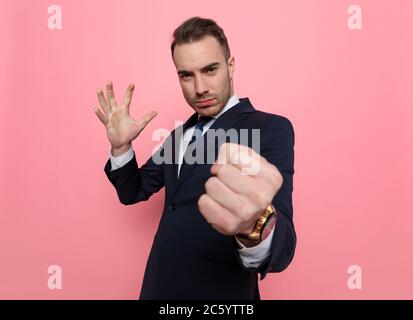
238,203,277,241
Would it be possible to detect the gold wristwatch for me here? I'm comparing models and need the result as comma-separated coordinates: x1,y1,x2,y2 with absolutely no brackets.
236,203,277,246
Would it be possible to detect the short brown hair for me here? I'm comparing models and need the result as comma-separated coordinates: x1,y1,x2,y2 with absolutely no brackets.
171,16,231,61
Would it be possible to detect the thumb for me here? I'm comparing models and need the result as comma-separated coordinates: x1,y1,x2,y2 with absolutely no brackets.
138,110,158,129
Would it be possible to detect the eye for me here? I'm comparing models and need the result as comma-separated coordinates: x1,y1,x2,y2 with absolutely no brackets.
207,67,217,73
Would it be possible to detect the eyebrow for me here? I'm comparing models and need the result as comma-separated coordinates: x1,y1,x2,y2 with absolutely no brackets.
177,62,220,76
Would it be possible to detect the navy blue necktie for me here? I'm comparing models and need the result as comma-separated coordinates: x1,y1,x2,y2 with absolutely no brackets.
180,116,213,171
187,116,213,147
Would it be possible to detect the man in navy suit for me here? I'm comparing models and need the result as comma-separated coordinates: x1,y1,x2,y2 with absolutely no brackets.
94,16,296,299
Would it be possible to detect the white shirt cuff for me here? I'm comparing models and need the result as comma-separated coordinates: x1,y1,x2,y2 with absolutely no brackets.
109,147,134,171
235,225,275,268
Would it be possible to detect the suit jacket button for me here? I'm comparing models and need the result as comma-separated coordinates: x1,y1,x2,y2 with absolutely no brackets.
170,203,176,210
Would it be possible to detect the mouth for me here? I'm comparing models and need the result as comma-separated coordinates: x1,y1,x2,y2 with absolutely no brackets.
195,98,216,107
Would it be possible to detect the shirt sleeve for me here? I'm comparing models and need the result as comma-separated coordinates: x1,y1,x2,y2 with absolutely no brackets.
235,226,275,268
109,146,135,171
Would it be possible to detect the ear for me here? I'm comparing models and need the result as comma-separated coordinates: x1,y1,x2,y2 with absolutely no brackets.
227,56,235,79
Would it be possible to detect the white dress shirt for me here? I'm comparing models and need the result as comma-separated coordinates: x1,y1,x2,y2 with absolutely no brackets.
109,95,275,269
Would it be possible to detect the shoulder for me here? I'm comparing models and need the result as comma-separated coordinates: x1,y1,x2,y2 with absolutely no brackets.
248,109,294,137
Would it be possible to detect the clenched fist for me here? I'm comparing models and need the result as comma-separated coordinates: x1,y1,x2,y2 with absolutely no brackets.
197,143,283,242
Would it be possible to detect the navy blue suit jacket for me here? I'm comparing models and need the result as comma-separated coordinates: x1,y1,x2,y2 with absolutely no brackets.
104,97,296,299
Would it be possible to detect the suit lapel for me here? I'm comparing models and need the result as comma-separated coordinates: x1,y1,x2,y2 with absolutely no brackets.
169,97,255,199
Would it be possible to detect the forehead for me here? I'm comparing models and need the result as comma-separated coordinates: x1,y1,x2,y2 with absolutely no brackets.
173,35,225,70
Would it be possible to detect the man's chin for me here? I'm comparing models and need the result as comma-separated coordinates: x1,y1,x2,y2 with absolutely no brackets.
198,107,217,117
195,104,223,117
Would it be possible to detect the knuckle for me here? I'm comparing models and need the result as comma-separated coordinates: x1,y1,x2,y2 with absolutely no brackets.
222,215,236,234
254,191,271,212
270,164,279,177
238,201,252,222
251,190,266,208
278,172,284,185
234,196,245,215
225,222,237,235
205,176,218,192
197,194,208,209
275,172,283,188
269,164,283,186
215,163,227,178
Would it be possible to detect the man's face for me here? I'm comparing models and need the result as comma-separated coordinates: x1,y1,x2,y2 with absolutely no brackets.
172,35,235,117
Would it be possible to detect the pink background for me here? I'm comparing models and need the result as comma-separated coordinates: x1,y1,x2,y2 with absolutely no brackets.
1,0,412,299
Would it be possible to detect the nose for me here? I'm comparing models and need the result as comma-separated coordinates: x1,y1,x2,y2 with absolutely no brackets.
194,75,208,96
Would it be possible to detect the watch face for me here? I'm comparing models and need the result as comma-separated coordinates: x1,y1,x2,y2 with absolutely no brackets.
261,212,277,241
